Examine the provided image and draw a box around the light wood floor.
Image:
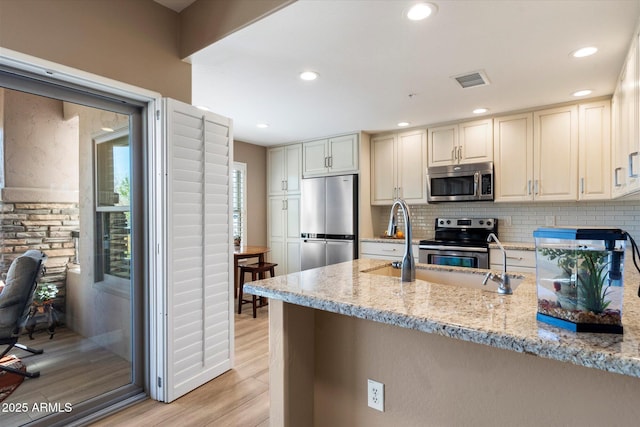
[3,327,131,426]
[91,309,270,427]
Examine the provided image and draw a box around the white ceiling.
[188,0,640,146]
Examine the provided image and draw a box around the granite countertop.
[245,258,640,379]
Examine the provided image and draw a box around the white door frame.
[0,48,167,400]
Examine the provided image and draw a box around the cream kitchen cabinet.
[302,134,359,177]
[427,119,493,167]
[360,240,419,261]
[578,100,611,200]
[268,194,301,275]
[268,144,302,196]
[370,129,427,205]
[494,106,578,202]
[490,248,536,274]
[533,105,579,201]
[611,34,639,198]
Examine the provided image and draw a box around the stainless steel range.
[418,217,497,269]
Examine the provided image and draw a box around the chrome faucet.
[387,199,415,282]
[482,233,512,295]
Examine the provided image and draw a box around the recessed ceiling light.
[196,105,210,111]
[257,123,269,129]
[397,122,410,127]
[573,89,592,97]
[407,2,437,21]
[101,127,114,132]
[300,71,319,81]
[473,108,488,114]
[571,46,598,58]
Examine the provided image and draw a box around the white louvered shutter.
[162,98,234,402]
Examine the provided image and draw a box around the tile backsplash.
[373,199,640,243]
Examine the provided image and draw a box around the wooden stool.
[238,262,277,318]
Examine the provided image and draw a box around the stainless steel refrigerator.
[301,174,358,271]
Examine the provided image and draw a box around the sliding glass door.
[0,71,145,426]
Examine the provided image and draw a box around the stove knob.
[486,220,492,226]
[446,220,451,225]
[479,220,484,225]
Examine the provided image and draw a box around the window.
[232,162,247,245]
[95,128,131,288]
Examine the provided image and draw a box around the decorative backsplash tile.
[373,199,640,243]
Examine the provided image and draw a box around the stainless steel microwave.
[426,161,494,202]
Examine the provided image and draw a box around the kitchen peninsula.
[245,258,640,426]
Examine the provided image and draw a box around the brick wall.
[0,202,79,316]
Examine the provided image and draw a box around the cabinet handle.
[534,180,539,195]
[329,156,333,168]
[506,256,524,261]
[580,177,584,194]
[527,180,532,195]
[284,180,288,191]
[458,146,462,162]
[382,248,397,252]
[397,187,402,199]
[451,148,456,162]
[281,180,285,190]
[614,167,624,187]
[629,151,639,178]
[473,172,479,196]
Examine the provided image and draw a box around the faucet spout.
[485,233,512,295]
[388,199,415,282]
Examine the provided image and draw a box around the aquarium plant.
[539,247,612,313]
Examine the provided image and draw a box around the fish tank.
[533,227,626,334]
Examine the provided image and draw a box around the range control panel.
[435,217,496,230]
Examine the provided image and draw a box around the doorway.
[0,73,145,426]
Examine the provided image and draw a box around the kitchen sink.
[364,264,525,293]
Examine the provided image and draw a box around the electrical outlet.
[367,379,384,412]
[545,215,555,226]
[503,216,512,227]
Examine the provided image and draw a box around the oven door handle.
[419,245,488,252]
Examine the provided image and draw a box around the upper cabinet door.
[328,134,359,174]
[302,139,329,177]
[285,144,302,193]
[493,113,534,202]
[459,119,493,164]
[267,146,286,195]
[370,134,396,204]
[397,130,427,203]
[533,105,578,201]
[578,100,611,200]
[428,125,457,167]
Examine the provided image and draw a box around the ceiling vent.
[452,70,490,89]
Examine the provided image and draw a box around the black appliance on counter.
[418,217,497,269]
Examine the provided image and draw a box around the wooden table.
[234,245,270,298]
